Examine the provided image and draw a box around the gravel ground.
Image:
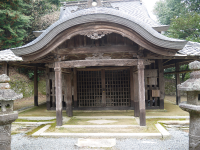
[11,127,189,150]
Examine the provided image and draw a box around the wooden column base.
[134,101,139,117]
[140,109,146,126]
[74,101,78,108]
[160,99,164,109]
[34,96,38,106]
[176,96,181,105]
[67,103,73,117]
[56,110,63,126]
[46,101,51,110]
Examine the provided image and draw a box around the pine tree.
[0,0,31,50]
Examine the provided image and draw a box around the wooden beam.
[55,62,63,126]
[54,45,138,55]
[158,60,164,109]
[163,59,195,69]
[133,72,139,117]
[3,62,9,76]
[59,59,150,68]
[175,62,181,105]
[76,67,130,71]
[164,69,200,75]
[73,69,78,107]
[46,67,51,110]
[130,67,134,107]
[101,69,106,107]
[34,66,38,106]
[137,59,146,126]
[66,73,73,117]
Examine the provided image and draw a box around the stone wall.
[165,78,187,96]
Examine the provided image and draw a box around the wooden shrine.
[1,0,200,126]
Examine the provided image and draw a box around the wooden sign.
[152,90,160,97]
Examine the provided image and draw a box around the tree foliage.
[0,0,31,50]
[0,0,60,50]
[154,0,200,42]
[23,0,59,44]
[154,0,185,25]
[167,12,200,42]
[154,0,200,25]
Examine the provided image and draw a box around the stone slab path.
[76,138,116,148]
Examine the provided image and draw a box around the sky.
[142,0,160,21]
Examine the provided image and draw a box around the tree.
[154,0,186,25]
[154,0,200,42]
[167,12,200,42]
[23,0,60,44]
[0,0,60,50]
[154,0,200,25]
[0,0,31,50]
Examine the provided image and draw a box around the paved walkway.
[11,127,189,150]
[11,115,190,149]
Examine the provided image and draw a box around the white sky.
[142,0,160,22]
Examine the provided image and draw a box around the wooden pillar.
[101,69,106,107]
[66,73,73,117]
[130,67,134,107]
[133,72,139,117]
[175,62,181,105]
[34,66,38,106]
[46,67,50,110]
[55,62,62,126]
[3,62,9,76]
[73,69,78,107]
[137,59,146,126]
[158,60,165,109]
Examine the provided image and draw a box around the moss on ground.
[14,119,55,122]
[65,118,138,125]
[47,118,185,133]
[26,124,46,136]
[19,99,189,117]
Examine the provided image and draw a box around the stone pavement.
[11,116,190,149]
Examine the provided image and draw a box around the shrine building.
[1,0,200,126]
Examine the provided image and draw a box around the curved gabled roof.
[60,1,159,27]
[11,6,187,57]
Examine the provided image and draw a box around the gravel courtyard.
[11,127,189,150]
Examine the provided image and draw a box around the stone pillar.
[3,62,9,76]
[54,62,63,126]
[137,59,146,126]
[0,74,22,150]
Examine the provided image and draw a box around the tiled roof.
[178,41,200,56]
[0,49,23,61]
[60,1,159,27]
[11,6,187,56]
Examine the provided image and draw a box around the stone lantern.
[178,61,200,150]
[0,74,23,150]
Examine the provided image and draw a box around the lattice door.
[105,70,130,107]
[77,71,102,107]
